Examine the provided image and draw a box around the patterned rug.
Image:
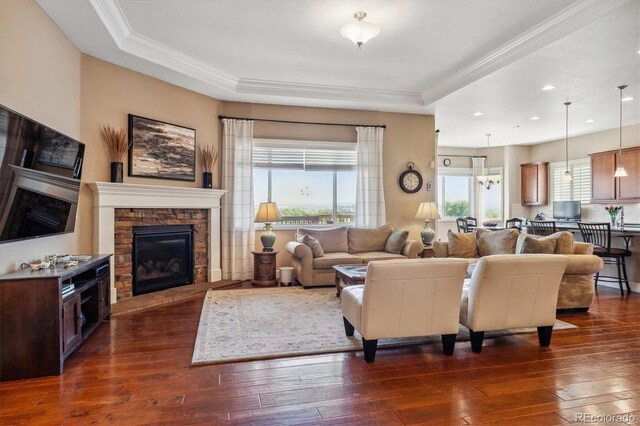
[191,287,577,365]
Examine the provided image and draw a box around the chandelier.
[477,133,501,190]
[340,11,380,50]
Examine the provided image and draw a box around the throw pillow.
[297,234,325,258]
[384,230,409,254]
[297,226,348,253]
[476,228,519,257]
[516,234,557,254]
[447,230,478,258]
[515,231,574,255]
[348,224,394,253]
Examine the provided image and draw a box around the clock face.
[399,169,423,193]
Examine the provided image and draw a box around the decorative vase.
[420,219,436,246]
[110,162,123,183]
[202,172,213,189]
[609,215,617,229]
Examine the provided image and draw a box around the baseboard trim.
[596,280,640,294]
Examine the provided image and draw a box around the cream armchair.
[460,254,569,353]
[341,258,469,362]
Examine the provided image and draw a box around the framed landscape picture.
[128,114,196,181]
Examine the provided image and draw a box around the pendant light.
[340,11,380,50]
[614,85,628,177]
[563,102,572,181]
[477,133,500,190]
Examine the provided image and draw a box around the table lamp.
[255,202,283,251]
[415,201,440,246]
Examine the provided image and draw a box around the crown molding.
[421,0,631,106]
[237,79,424,106]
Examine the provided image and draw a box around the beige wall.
[0,0,82,274]
[223,102,436,270]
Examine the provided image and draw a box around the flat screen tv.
[0,104,84,244]
[553,200,581,221]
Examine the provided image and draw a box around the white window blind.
[253,139,356,171]
[552,160,591,203]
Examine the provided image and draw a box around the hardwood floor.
[1,286,638,425]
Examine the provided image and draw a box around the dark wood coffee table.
[333,264,367,297]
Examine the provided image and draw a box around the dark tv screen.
[553,201,581,220]
[0,104,84,244]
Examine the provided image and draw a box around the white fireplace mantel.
[89,182,226,303]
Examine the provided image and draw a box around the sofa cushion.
[476,228,519,257]
[516,234,557,254]
[356,252,407,263]
[298,226,348,253]
[348,224,394,253]
[312,252,362,269]
[517,231,574,255]
[297,234,325,258]
[447,230,478,258]
[384,230,409,254]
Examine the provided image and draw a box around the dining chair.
[529,220,556,236]
[505,217,523,230]
[465,217,478,230]
[456,217,468,233]
[577,222,630,295]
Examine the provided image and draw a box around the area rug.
[191,287,577,365]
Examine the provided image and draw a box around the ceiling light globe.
[563,170,573,181]
[340,14,379,48]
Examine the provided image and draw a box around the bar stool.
[529,220,556,236]
[577,222,630,295]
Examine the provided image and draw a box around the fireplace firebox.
[132,225,194,296]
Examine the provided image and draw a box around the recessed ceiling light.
[473,112,483,116]
[530,116,540,120]
[585,119,595,123]
[622,97,634,102]
[542,85,555,91]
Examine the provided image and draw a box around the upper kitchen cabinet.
[590,146,640,203]
[521,162,548,206]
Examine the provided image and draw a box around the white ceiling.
[37,0,639,147]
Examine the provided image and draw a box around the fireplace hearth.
[132,225,194,296]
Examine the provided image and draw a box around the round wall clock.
[399,162,423,193]
[443,158,451,167]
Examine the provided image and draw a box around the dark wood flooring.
[1,286,639,425]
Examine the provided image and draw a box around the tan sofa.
[433,230,603,310]
[286,225,423,288]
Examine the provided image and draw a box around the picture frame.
[128,114,196,181]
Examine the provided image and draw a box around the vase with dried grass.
[99,124,129,183]
[198,145,218,189]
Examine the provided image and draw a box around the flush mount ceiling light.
[473,112,483,116]
[530,116,540,120]
[340,11,379,50]
[542,85,556,91]
[614,85,628,177]
[621,96,635,102]
[563,102,572,182]
[585,119,595,123]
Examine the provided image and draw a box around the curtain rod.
[217,115,386,129]
[437,154,487,159]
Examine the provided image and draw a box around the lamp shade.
[255,202,283,223]
[415,202,440,220]
[340,12,379,48]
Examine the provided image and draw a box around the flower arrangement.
[99,124,129,162]
[605,205,622,226]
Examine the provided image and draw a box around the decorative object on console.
[340,11,379,50]
[477,133,500,190]
[614,85,628,177]
[563,102,573,181]
[415,201,440,245]
[255,202,283,251]
[128,114,195,181]
[99,124,128,183]
[605,205,622,228]
[197,144,218,189]
[399,162,423,193]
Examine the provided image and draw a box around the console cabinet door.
[62,295,81,355]
[98,277,110,322]
[616,146,640,202]
[590,151,616,203]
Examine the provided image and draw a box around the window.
[437,168,472,219]
[552,159,591,203]
[253,139,356,226]
[437,166,503,223]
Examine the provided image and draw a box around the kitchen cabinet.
[521,162,548,206]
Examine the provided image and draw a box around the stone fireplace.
[89,183,226,303]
